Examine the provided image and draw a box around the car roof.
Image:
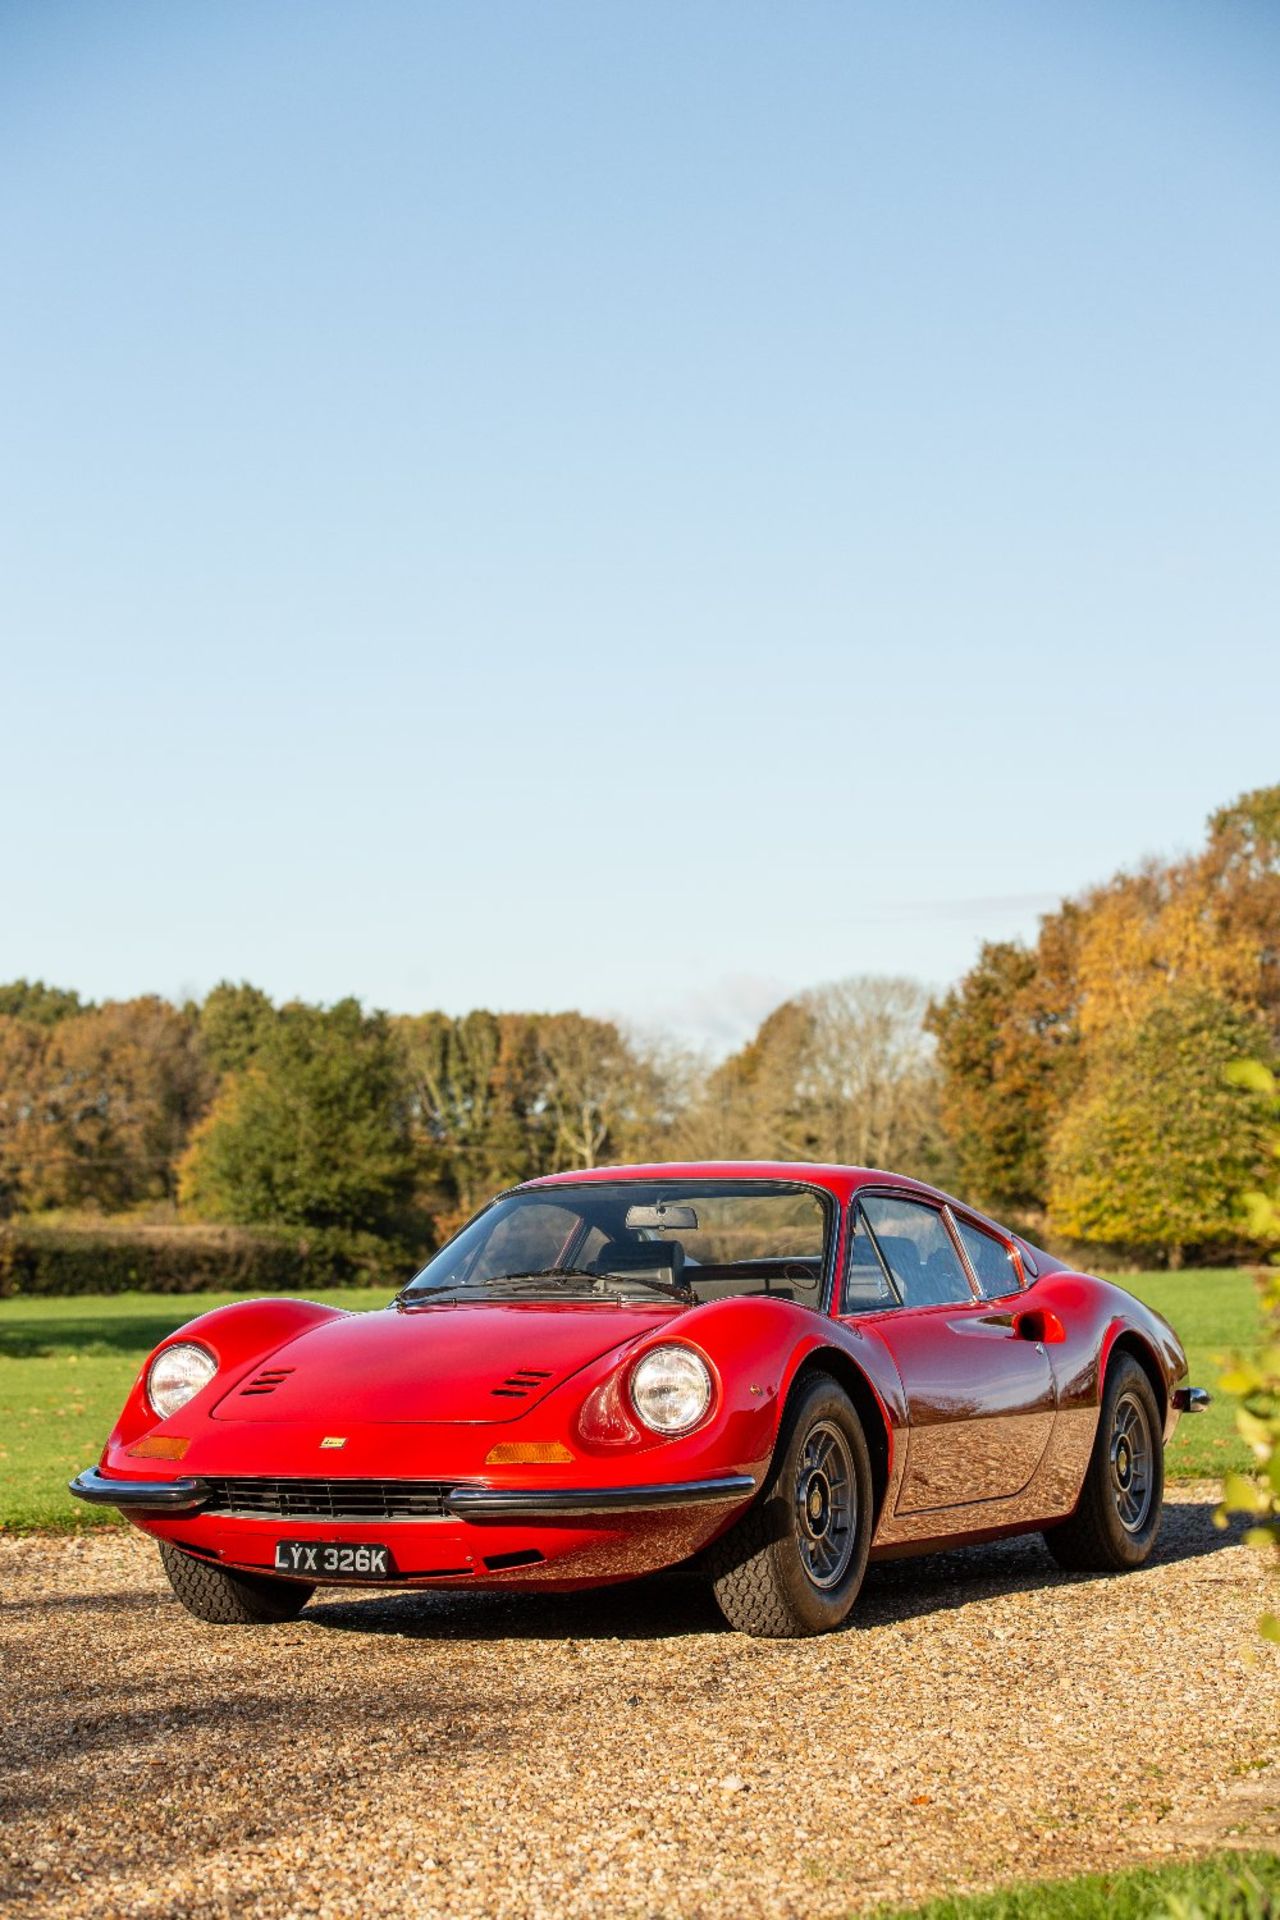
[524,1160,942,1203]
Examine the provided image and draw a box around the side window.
[860,1195,974,1308]
[842,1209,898,1312]
[955,1220,1021,1300]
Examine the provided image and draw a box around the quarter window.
[843,1211,898,1312]
[955,1220,1020,1300]
[860,1196,974,1308]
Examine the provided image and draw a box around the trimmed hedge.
[0,1220,418,1298]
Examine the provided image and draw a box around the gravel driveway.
[2,1488,1276,1919]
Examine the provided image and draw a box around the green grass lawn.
[875,1850,1280,1918]
[0,1269,1265,1533]
[1122,1268,1262,1480]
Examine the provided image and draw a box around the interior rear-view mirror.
[625,1203,698,1231]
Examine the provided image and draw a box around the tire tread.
[159,1543,313,1624]
[1043,1354,1163,1573]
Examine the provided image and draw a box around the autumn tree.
[180,999,415,1234]
[0,1015,56,1214]
[677,977,944,1176]
[675,1000,816,1160]
[931,783,1280,1249]
[795,976,945,1174]
[395,1010,542,1230]
[0,998,210,1213]
[1203,785,1280,1032]
[534,1012,665,1170]
[1047,990,1274,1265]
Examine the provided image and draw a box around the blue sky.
[2,1,1277,1052]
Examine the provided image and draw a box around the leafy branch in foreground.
[1217,1059,1280,1641]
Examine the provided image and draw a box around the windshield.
[401,1180,833,1307]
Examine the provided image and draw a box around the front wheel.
[1043,1353,1164,1572]
[708,1372,873,1637]
[159,1543,315,1624]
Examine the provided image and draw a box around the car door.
[843,1193,1057,1514]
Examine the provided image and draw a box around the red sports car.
[71,1163,1208,1638]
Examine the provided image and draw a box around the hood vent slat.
[240,1367,296,1398]
[491,1367,554,1400]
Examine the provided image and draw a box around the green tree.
[180,999,415,1234]
[1047,990,1273,1265]
[198,981,277,1074]
[0,979,84,1025]
[926,924,1081,1218]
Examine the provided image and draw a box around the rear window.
[955,1219,1021,1300]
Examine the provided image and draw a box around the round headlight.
[146,1342,217,1421]
[630,1345,712,1435]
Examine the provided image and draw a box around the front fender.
[103,1296,351,1456]
[559,1297,903,1494]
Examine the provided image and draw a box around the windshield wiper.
[499,1268,604,1287]
[592,1272,696,1303]
[400,1265,695,1306]
[399,1269,597,1305]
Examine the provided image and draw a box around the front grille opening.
[483,1549,545,1572]
[201,1478,451,1522]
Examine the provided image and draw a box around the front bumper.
[1172,1387,1212,1413]
[69,1466,756,1518]
[69,1468,207,1511]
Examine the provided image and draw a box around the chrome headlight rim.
[146,1341,218,1421]
[628,1343,714,1436]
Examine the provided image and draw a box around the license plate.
[274,1540,396,1579]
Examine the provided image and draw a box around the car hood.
[210,1300,678,1425]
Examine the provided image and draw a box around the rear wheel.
[708,1372,873,1637]
[159,1543,314,1624]
[1043,1353,1164,1572]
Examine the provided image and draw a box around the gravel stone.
[1,1487,1276,1917]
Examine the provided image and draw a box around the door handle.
[1014,1307,1066,1345]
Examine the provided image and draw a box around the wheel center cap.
[1116,1439,1131,1485]
[805,1471,830,1533]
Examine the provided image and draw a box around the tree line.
[1,782,1276,1267]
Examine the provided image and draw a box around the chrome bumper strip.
[67,1467,757,1521]
[1173,1386,1212,1413]
[443,1474,757,1518]
[68,1468,208,1512]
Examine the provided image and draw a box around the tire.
[1043,1353,1164,1573]
[159,1543,315,1625]
[708,1372,873,1638]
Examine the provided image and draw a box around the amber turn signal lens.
[484,1441,574,1465]
[127,1435,191,1461]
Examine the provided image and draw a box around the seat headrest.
[596,1238,686,1280]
